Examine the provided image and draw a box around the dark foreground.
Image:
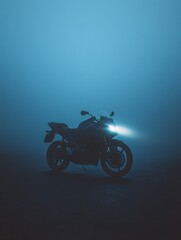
[0,151,180,240]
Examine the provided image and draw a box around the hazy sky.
[0,0,181,159]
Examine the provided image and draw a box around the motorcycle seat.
[48,122,77,134]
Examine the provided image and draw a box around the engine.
[71,144,100,165]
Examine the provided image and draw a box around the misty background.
[0,0,181,171]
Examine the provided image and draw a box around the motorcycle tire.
[101,139,133,177]
[47,141,70,172]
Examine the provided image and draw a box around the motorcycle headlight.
[108,125,117,132]
[108,125,133,136]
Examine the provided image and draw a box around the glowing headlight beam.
[108,125,134,136]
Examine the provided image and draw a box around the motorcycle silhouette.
[44,111,133,177]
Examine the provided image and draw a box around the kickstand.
[82,165,88,176]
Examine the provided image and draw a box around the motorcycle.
[44,111,133,177]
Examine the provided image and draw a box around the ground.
[0,151,180,240]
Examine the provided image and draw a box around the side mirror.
[110,111,115,117]
[81,110,89,116]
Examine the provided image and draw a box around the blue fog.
[0,0,181,169]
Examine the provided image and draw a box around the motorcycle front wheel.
[101,140,133,177]
[47,141,70,172]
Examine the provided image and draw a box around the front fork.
[103,136,112,152]
[100,137,111,161]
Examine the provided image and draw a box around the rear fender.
[44,130,55,143]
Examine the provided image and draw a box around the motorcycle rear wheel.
[47,141,70,172]
[101,140,133,177]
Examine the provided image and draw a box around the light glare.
[108,125,134,136]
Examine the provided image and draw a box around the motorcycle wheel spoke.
[58,160,63,165]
